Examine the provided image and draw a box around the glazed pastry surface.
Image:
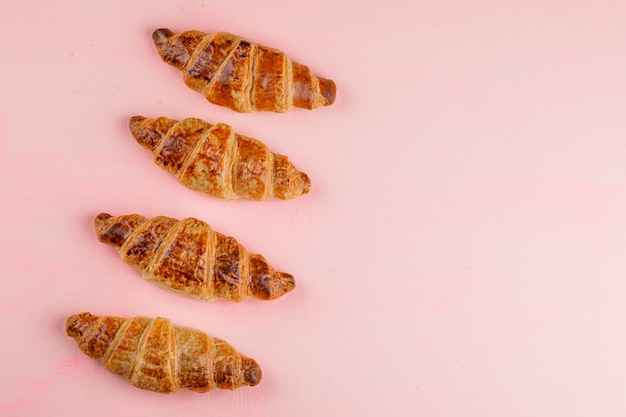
[66,312,261,393]
[152,28,336,112]
[130,116,311,201]
[94,213,296,301]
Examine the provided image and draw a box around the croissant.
[94,213,296,301]
[151,28,336,113]
[129,115,311,201]
[66,312,261,393]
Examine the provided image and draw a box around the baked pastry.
[66,312,261,393]
[152,28,336,112]
[94,213,296,301]
[129,116,311,201]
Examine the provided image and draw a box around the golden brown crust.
[152,29,205,70]
[121,216,179,270]
[175,327,213,392]
[105,317,152,378]
[148,218,211,299]
[153,118,211,173]
[152,28,336,112]
[184,32,237,91]
[233,135,272,200]
[94,213,296,302]
[204,40,255,113]
[291,62,314,109]
[272,154,311,200]
[212,233,246,301]
[129,115,311,201]
[253,45,288,112]
[66,312,261,394]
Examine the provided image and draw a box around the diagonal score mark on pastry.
[66,312,261,393]
[129,116,311,201]
[152,28,336,112]
[94,213,296,301]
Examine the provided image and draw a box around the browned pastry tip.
[151,28,205,70]
[152,28,174,44]
[66,312,262,393]
[94,212,147,249]
[94,212,113,230]
[93,212,121,246]
[128,115,146,141]
[241,357,262,386]
[128,116,177,151]
[66,312,97,340]
[94,213,296,302]
[318,78,337,105]
[251,270,296,300]
[300,173,312,195]
[151,28,336,112]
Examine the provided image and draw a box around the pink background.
[2,1,626,416]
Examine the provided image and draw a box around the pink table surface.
[2,1,626,416]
